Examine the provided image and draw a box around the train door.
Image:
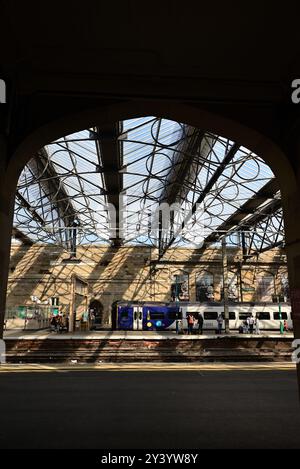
[133,305,143,330]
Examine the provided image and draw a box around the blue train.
[112,300,293,332]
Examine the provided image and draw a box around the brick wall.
[7,243,288,324]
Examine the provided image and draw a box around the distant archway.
[89,299,103,328]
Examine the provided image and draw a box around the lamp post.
[279,299,284,334]
[174,275,180,334]
[222,236,230,334]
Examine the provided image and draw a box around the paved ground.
[0,363,299,449]
[3,328,294,339]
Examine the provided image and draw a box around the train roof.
[114,300,290,307]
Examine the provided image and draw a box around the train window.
[239,313,249,320]
[150,312,165,320]
[188,312,199,319]
[257,312,270,320]
[168,311,182,320]
[273,312,288,320]
[120,311,129,319]
[204,311,218,320]
[221,312,236,320]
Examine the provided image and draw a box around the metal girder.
[241,235,283,260]
[201,178,281,247]
[12,227,34,245]
[237,198,281,231]
[15,191,45,226]
[149,260,286,266]
[240,206,284,259]
[256,239,284,254]
[154,142,240,263]
[29,148,79,252]
[34,148,78,223]
[157,129,212,254]
[12,118,285,254]
[95,124,123,246]
[159,128,205,205]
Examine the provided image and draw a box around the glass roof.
[13,117,284,255]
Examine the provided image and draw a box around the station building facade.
[7,241,289,326]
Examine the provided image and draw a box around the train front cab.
[116,303,143,330]
[143,304,179,331]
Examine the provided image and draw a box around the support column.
[282,189,300,398]
[0,136,16,338]
[69,275,76,332]
[222,236,229,334]
[238,262,244,303]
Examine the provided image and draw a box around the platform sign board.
[291,289,300,320]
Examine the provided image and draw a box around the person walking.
[217,314,223,335]
[283,319,289,332]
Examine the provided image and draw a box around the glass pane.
[204,311,218,320]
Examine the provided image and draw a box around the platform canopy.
[13,117,284,258]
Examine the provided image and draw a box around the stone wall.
[7,242,289,325]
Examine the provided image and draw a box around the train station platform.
[3,328,294,339]
[2,329,295,363]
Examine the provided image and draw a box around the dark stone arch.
[89,299,103,329]
[2,100,300,357]
[8,99,298,201]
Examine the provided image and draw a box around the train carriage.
[113,301,292,332]
[182,302,293,332]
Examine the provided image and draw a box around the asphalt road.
[0,369,300,449]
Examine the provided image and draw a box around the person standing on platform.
[176,318,183,334]
[249,315,254,334]
[65,314,70,332]
[50,315,57,332]
[255,315,260,335]
[217,314,223,335]
[198,313,204,335]
[187,313,194,335]
[193,315,198,334]
[89,308,95,330]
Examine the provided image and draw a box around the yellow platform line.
[0,362,296,373]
